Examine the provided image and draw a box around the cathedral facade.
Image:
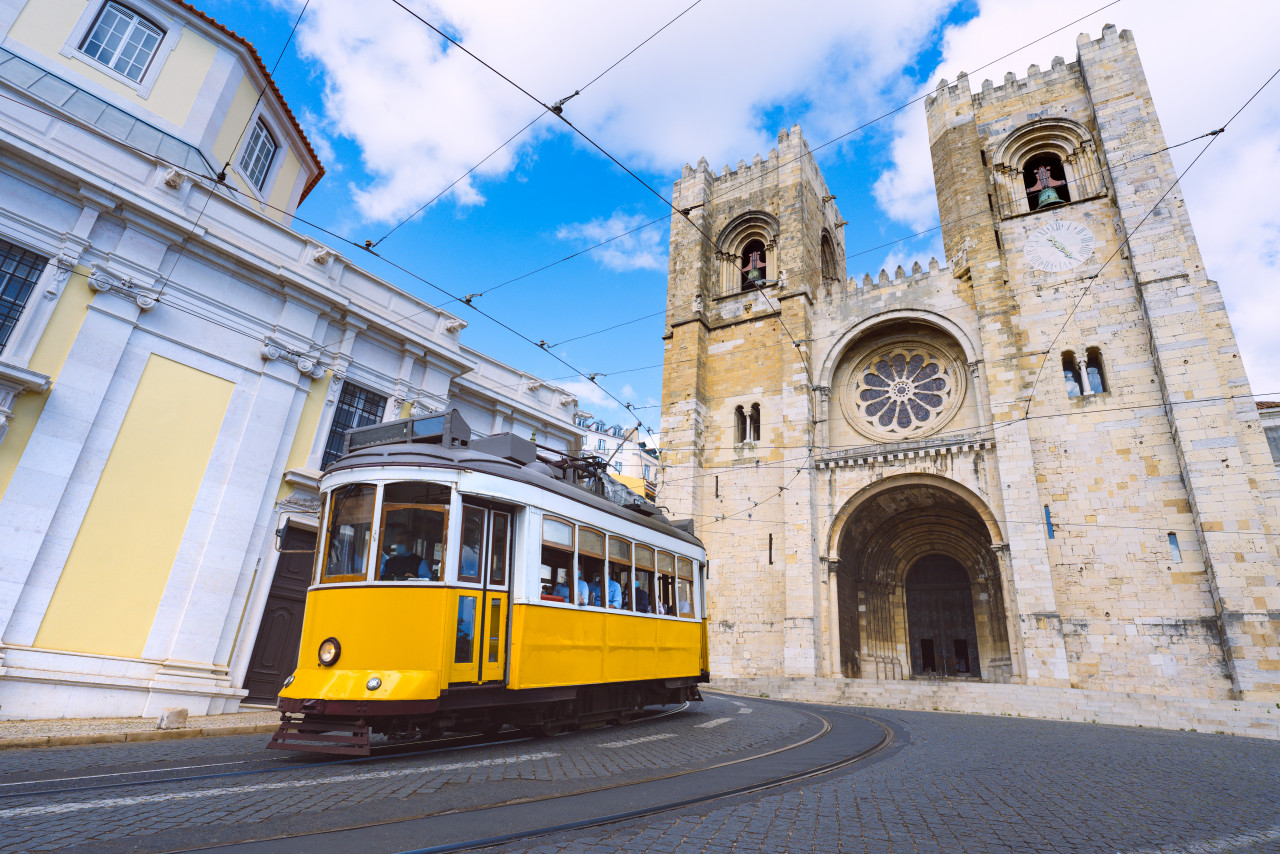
[660,25,1280,703]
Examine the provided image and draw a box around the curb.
[0,722,279,750]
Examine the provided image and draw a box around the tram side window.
[656,551,676,615]
[607,537,632,610]
[541,517,574,602]
[321,484,375,583]
[676,557,696,618]
[377,482,449,581]
[489,511,510,586]
[578,527,606,608]
[459,506,486,582]
[634,545,656,614]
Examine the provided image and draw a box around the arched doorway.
[905,555,980,677]
[831,478,1013,683]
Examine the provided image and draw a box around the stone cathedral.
[659,25,1280,707]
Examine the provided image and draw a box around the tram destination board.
[345,410,471,454]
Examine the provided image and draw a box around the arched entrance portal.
[833,479,1013,682]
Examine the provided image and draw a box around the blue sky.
[204,0,1280,439]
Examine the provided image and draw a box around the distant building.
[575,414,658,501]
[0,0,581,719]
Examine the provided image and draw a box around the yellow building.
[0,0,582,718]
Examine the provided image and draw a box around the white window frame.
[60,0,182,98]
[239,119,278,191]
[232,104,289,202]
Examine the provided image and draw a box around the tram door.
[449,504,511,685]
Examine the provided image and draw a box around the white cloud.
[873,0,1280,385]
[280,0,954,223]
[555,211,666,272]
[558,377,622,414]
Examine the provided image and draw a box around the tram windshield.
[676,557,696,618]
[322,484,375,583]
[376,482,449,582]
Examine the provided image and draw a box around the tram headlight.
[366,676,382,691]
[318,637,341,666]
[283,674,294,688]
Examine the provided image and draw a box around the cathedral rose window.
[841,340,964,440]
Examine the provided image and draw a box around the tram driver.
[380,529,431,581]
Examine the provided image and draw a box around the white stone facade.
[0,0,581,719]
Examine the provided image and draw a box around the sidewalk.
[0,708,280,750]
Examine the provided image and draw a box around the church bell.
[1036,185,1065,209]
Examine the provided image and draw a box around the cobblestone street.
[489,703,1280,854]
[0,696,1276,853]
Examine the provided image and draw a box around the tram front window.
[322,484,376,583]
[377,482,449,581]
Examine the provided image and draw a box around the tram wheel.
[537,721,563,737]
[481,722,504,737]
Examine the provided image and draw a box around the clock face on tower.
[1024,220,1096,273]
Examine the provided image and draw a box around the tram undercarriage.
[268,676,705,755]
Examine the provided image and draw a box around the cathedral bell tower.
[926,25,1280,699]
[660,126,846,678]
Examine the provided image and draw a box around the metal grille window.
[239,120,277,190]
[81,3,164,83]
[0,238,49,353]
[321,381,387,468]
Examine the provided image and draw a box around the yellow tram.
[270,411,708,754]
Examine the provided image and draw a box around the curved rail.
[0,703,691,801]
[162,702,890,854]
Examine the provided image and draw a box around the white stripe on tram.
[0,752,559,819]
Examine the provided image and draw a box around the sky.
[205,0,1280,443]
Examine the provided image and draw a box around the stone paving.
[483,706,1280,854]
[0,695,810,853]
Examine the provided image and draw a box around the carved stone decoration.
[557,394,576,408]
[692,293,703,313]
[86,265,115,293]
[134,293,157,311]
[163,167,186,190]
[262,338,327,379]
[840,337,967,442]
[261,342,285,362]
[310,246,336,266]
[444,318,466,334]
[46,255,76,300]
[277,491,322,514]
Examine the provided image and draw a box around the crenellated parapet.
[818,256,950,303]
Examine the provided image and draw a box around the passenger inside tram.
[379,529,430,580]
[578,528,606,606]
[634,571,653,613]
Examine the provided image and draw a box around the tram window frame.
[319,483,377,584]
[655,550,677,616]
[540,515,575,603]
[577,526,606,608]
[458,504,487,584]
[606,536,632,611]
[634,544,656,614]
[676,557,696,618]
[488,510,511,588]
[374,482,450,583]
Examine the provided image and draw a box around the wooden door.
[244,526,316,702]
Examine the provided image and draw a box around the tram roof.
[325,443,704,551]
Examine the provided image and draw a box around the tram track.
[0,703,691,801]
[150,699,892,854]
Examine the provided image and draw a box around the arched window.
[740,238,768,290]
[749,403,761,442]
[820,233,837,283]
[734,405,747,444]
[1085,347,1107,394]
[1023,152,1071,211]
[1062,351,1083,398]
